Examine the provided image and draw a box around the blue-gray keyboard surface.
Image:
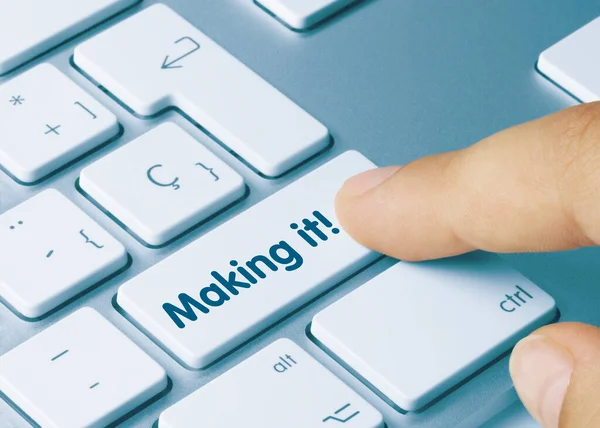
[1,1,600,427]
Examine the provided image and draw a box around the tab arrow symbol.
[161,36,200,70]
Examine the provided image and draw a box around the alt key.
[159,339,384,428]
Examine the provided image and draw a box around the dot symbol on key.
[9,95,25,106]
[9,220,23,230]
[44,124,61,135]
[322,403,360,424]
[46,250,54,258]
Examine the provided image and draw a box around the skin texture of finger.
[510,323,600,428]
[336,102,600,261]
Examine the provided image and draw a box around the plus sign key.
[0,63,119,183]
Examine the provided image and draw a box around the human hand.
[335,102,600,428]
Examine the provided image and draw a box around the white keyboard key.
[80,123,246,246]
[257,0,360,30]
[117,151,379,368]
[0,308,168,428]
[159,339,384,428]
[0,0,138,75]
[0,64,119,183]
[0,190,127,318]
[74,4,330,177]
[538,17,600,102]
[311,253,557,411]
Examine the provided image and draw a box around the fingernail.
[510,334,574,428]
[339,166,402,197]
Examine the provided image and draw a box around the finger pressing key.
[336,102,600,261]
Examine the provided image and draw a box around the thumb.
[510,323,600,428]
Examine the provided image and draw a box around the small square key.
[0,308,168,428]
[80,122,246,246]
[0,189,128,318]
[0,63,119,183]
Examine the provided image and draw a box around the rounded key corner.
[150,362,171,388]
[535,52,551,74]
[547,299,560,320]
[6,302,44,321]
[146,2,176,14]
[114,287,129,307]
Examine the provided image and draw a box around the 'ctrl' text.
[500,285,534,313]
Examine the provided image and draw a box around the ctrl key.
[311,253,558,411]
[159,339,384,428]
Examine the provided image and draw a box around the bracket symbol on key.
[195,162,219,181]
[161,37,200,70]
[80,229,104,249]
[74,101,97,119]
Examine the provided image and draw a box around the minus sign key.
[50,349,69,361]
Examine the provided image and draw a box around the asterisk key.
[9,95,25,106]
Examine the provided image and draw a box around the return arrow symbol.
[161,36,200,70]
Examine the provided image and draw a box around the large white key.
[0,190,127,318]
[0,308,168,428]
[0,0,139,75]
[257,0,360,30]
[117,151,379,368]
[159,339,384,428]
[538,17,600,102]
[80,123,246,246]
[74,4,330,177]
[0,64,119,183]
[311,253,557,411]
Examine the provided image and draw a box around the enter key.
[73,4,329,177]
[311,252,558,412]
